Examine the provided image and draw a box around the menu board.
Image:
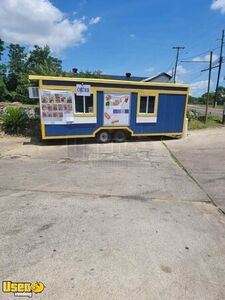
[103,93,130,126]
[39,90,74,124]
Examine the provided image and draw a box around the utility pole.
[214,29,224,107]
[173,46,185,83]
[171,67,174,81]
[205,51,213,123]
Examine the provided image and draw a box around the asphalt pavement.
[188,104,224,117]
[0,132,225,300]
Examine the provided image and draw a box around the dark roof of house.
[100,73,172,82]
[71,72,172,82]
[101,74,147,81]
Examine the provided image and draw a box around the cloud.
[129,34,136,39]
[211,0,225,13]
[89,17,101,25]
[192,54,218,63]
[0,0,100,52]
[190,80,209,90]
[144,67,154,74]
[168,65,187,77]
[189,80,214,96]
[176,65,187,75]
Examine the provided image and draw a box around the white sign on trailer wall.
[76,84,91,96]
[103,92,130,126]
[39,89,74,124]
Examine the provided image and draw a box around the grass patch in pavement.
[189,115,222,130]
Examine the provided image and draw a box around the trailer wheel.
[96,130,111,143]
[113,130,127,143]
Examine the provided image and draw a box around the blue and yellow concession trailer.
[29,75,189,142]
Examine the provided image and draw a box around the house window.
[75,94,94,114]
[139,95,156,114]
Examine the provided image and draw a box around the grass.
[0,101,39,108]
[189,115,222,130]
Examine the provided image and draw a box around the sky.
[0,0,225,96]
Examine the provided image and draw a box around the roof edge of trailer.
[29,75,189,89]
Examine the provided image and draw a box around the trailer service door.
[103,92,130,126]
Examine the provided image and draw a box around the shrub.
[187,110,199,120]
[0,107,29,135]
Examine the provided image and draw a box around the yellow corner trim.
[182,88,189,134]
[41,123,46,139]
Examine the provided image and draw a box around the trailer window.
[75,94,94,114]
[85,95,94,113]
[139,95,156,114]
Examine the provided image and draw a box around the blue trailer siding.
[45,123,97,136]
[44,92,186,137]
[130,93,186,134]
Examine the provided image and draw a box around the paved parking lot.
[165,127,225,212]
[0,130,225,300]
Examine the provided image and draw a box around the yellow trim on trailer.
[29,75,189,89]
[41,123,182,140]
[39,84,75,92]
[39,84,188,96]
[182,87,189,134]
[41,123,95,140]
[93,126,134,135]
[74,113,96,117]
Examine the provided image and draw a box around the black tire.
[113,130,127,143]
[96,130,111,143]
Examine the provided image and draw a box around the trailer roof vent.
[126,72,131,78]
[28,87,39,99]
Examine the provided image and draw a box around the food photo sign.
[39,90,74,124]
[103,93,130,126]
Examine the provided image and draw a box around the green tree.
[78,70,103,78]
[27,45,62,75]
[65,69,108,79]
[6,43,29,102]
[0,38,5,61]
[201,92,215,105]
[0,38,10,101]
[217,86,225,105]
[189,96,201,104]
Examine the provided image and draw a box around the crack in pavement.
[162,141,220,212]
[0,186,213,205]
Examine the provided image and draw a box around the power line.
[181,46,220,61]
[165,59,176,74]
[181,60,209,63]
